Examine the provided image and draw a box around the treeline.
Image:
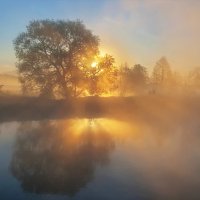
[118,57,200,96]
[13,19,200,98]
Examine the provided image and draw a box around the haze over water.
[0,115,200,200]
[0,1,200,199]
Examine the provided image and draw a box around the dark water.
[0,118,200,200]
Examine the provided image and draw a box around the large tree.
[14,20,99,98]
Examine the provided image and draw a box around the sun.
[91,61,98,68]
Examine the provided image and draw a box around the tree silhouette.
[85,54,118,96]
[152,57,173,92]
[131,64,148,93]
[119,63,129,96]
[14,20,99,98]
[119,63,148,95]
[10,120,115,196]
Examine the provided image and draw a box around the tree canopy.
[152,57,172,88]
[14,20,200,98]
[119,63,148,95]
[14,19,118,98]
[85,54,118,96]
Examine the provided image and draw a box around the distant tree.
[152,57,172,92]
[119,63,148,95]
[14,20,99,98]
[85,54,118,96]
[131,64,148,92]
[188,67,200,92]
[119,63,130,96]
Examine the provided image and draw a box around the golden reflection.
[8,114,200,199]
[10,119,119,196]
[10,118,140,196]
[67,118,138,139]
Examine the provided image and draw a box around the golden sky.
[0,0,200,73]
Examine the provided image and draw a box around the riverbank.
[0,94,199,123]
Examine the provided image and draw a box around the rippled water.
[0,118,200,200]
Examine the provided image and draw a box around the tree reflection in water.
[10,119,115,196]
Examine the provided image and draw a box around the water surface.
[0,118,200,200]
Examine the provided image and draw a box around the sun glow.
[64,118,138,139]
[91,61,98,68]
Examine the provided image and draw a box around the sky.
[0,0,200,74]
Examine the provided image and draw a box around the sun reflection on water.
[64,118,139,141]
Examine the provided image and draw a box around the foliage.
[119,63,148,95]
[14,20,99,98]
[84,54,118,96]
[152,57,173,89]
[14,20,200,98]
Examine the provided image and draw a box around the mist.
[0,1,200,199]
